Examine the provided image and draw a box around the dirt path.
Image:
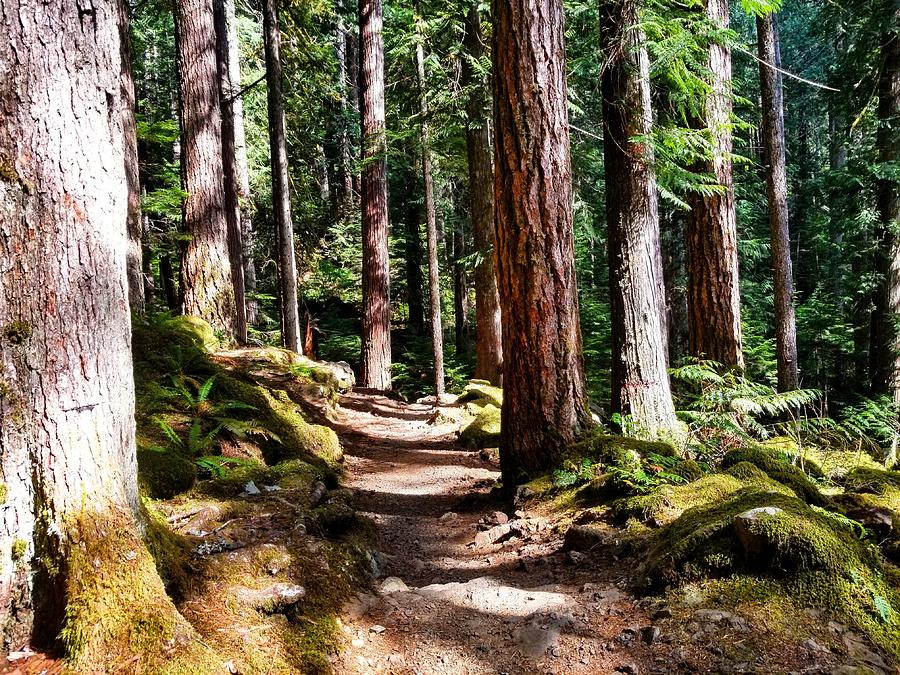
[326,391,857,675]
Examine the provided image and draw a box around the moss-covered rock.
[721,447,827,505]
[725,461,769,481]
[163,315,221,352]
[138,447,197,499]
[458,403,501,448]
[457,380,503,408]
[566,430,678,467]
[674,459,705,482]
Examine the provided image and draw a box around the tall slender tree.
[686,0,743,369]
[359,0,393,389]
[493,0,590,484]
[415,14,446,396]
[757,11,799,391]
[600,0,677,435]
[263,0,302,352]
[0,0,182,664]
[215,0,248,344]
[175,0,236,338]
[870,0,900,401]
[463,5,503,386]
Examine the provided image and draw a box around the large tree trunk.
[870,0,900,400]
[120,2,145,316]
[263,0,302,352]
[0,0,183,665]
[686,0,743,369]
[359,0,392,389]
[175,0,236,338]
[493,0,590,484]
[215,0,248,344]
[757,12,799,392]
[415,18,446,396]
[463,5,503,386]
[600,0,677,435]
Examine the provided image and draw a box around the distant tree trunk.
[263,0,302,352]
[757,12,798,392]
[661,208,689,364]
[463,4,503,386]
[120,3,145,316]
[405,190,426,334]
[415,19,445,396]
[0,1,182,665]
[359,0,392,389]
[452,217,470,353]
[493,0,590,484]
[686,0,743,369]
[215,0,248,344]
[334,12,355,218]
[346,19,362,200]
[600,0,677,435]
[175,0,236,338]
[870,0,900,401]
[160,253,180,310]
[829,35,848,308]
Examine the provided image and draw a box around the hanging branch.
[734,44,840,91]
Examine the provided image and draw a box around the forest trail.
[326,391,815,675]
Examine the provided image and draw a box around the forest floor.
[324,391,881,675]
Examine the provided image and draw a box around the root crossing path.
[328,391,814,675]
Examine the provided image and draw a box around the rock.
[459,404,501,448]
[803,638,826,652]
[514,485,536,506]
[387,654,406,666]
[309,480,328,506]
[615,663,639,675]
[693,609,749,632]
[563,524,605,552]
[490,511,509,525]
[474,523,515,547]
[734,506,783,557]
[379,577,409,594]
[242,480,261,496]
[234,583,305,612]
[842,632,888,671]
[439,512,458,522]
[619,627,638,645]
[351,638,365,648]
[513,620,560,656]
[641,626,661,644]
[567,550,587,565]
[369,624,386,634]
[845,506,894,536]
[479,447,500,465]
[652,607,673,620]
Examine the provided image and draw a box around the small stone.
[379,577,409,594]
[439,512,458,522]
[551,646,561,657]
[803,638,825,652]
[641,626,661,645]
[243,481,261,495]
[491,511,509,525]
[567,550,586,565]
[615,663,639,675]
[474,523,515,547]
[652,607,673,620]
[351,638,365,647]
[369,624,386,634]
[262,484,282,492]
[387,654,405,666]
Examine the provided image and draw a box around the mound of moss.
[457,380,503,408]
[458,404,501,449]
[721,447,827,506]
[138,447,197,499]
[566,430,678,467]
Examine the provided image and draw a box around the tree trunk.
[160,253,180,311]
[757,12,799,392]
[263,0,302,352]
[870,0,900,400]
[661,208,689,364]
[120,2,145,316]
[686,0,743,369]
[452,217,470,353]
[600,0,677,435]
[175,0,236,338]
[215,0,248,344]
[334,12,355,218]
[359,0,392,389]
[493,0,590,484]
[405,188,426,334]
[415,19,446,396]
[0,0,182,665]
[463,4,503,386]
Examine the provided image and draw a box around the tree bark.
[870,0,900,400]
[452,216,470,353]
[120,2,145,316]
[686,0,743,369]
[404,187,426,334]
[215,0,248,344]
[0,0,181,664]
[415,18,446,396]
[334,11,355,218]
[359,0,392,389]
[463,5,503,386]
[600,0,677,435]
[263,0,302,352]
[661,208,689,364]
[493,0,590,484]
[175,0,236,338]
[757,12,799,392]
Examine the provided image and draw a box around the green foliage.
[553,457,595,488]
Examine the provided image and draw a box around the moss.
[141,502,194,599]
[137,447,197,499]
[0,160,19,183]
[721,447,827,505]
[725,461,769,481]
[0,483,6,504]
[2,320,32,344]
[164,315,220,352]
[11,539,26,561]
[566,429,678,468]
[842,466,900,494]
[458,403,501,448]
[674,459,705,482]
[457,380,503,408]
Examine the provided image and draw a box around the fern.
[873,594,893,623]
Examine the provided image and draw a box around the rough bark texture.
[463,5,503,386]
[359,0,392,389]
[493,0,590,484]
[757,12,799,392]
[215,0,248,344]
[870,0,900,400]
[600,0,677,435]
[175,0,236,338]
[0,0,178,660]
[686,0,744,369]
[120,2,145,316]
[263,0,302,352]
[661,209,689,364]
[415,21,445,396]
